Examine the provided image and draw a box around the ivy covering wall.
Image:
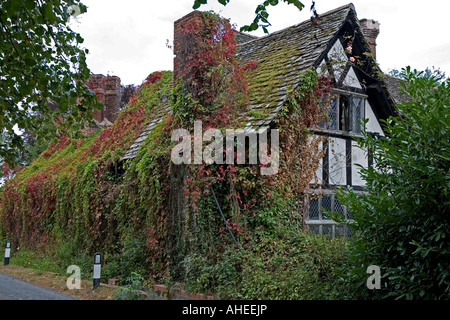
[0,12,346,299]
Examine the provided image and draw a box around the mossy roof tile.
[236,4,353,129]
[122,4,355,160]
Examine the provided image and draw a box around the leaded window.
[304,191,353,237]
[349,96,364,134]
[319,92,365,134]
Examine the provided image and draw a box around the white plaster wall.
[365,100,384,135]
[327,40,347,82]
[316,59,328,77]
[351,140,367,186]
[343,66,362,89]
[310,155,323,185]
[328,137,346,185]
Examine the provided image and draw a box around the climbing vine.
[0,11,344,299]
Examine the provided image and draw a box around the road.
[0,272,77,300]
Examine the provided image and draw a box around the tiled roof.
[234,31,258,44]
[121,91,172,160]
[382,75,411,105]
[121,106,171,160]
[122,4,366,160]
[235,3,355,131]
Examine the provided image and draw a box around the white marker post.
[93,253,101,289]
[4,241,11,266]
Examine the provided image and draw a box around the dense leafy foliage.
[0,0,101,165]
[0,70,172,250]
[335,67,450,299]
[0,11,345,298]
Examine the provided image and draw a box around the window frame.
[303,189,355,237]
[319,89,366,136]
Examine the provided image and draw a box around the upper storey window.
[320,91,365,135]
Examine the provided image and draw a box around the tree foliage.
[192,0,305,33]
[388,66,447,82]
[0,0,101,166]
[335,67,450,299]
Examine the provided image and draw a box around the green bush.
[8,238,93,279]
[182,230,347,299]
[336,68,450,300]
[100,232,150,284]
[235,233,346,300]
[53,237,92,279]
[115,272,147,300]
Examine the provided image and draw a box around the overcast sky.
[71,0,450,86]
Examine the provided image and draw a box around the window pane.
[309,198,319,220]
[336,224,350,238]
[319,98,338,130]
[308,225,321,235]
[346,208,353,220]
[322,224,333,238]
[339,95,349,131]
[328,98,338,130]
[351,97,363,134]
[334,198,346,220]
[305,192,357,238]
[322,195,332,219]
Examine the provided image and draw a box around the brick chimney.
[88,74,105,123]
[173,11,205,81]
[88,74,121,125]
[359,19,380,59]
[104,76,121,123]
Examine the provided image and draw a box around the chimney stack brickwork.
[359,19,380,59]
[173,10,205,81]
[88,74,121,125]
[104,76,121,123]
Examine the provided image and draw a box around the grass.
[8,248,60,274]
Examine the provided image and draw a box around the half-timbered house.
[121,3,407,236]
